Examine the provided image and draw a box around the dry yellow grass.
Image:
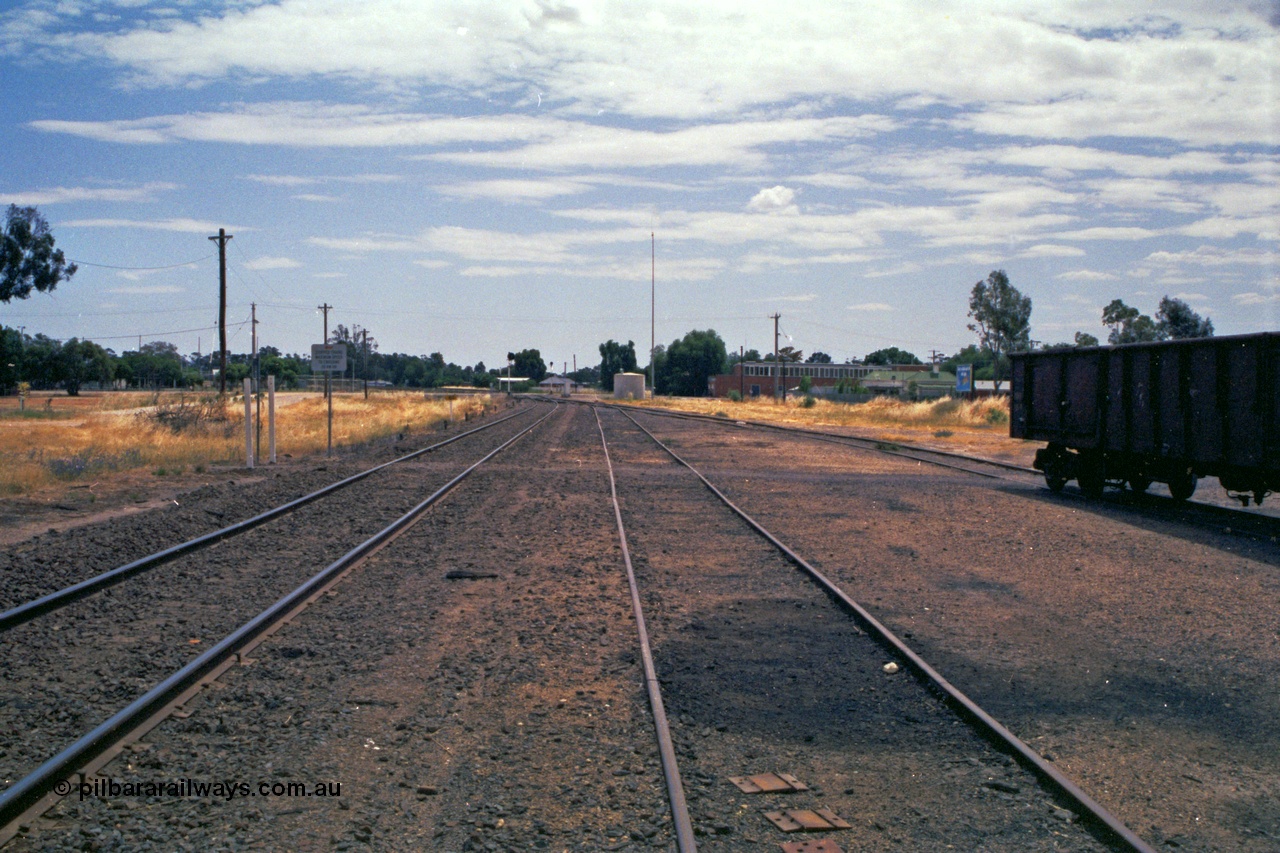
[0,390,494,496]
[613,392,1036,466]
[624,392,1007,428]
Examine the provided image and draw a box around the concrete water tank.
[614,372,646,400]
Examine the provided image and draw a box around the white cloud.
[1233,291,1280,305]
[1020,244,1086,258]
[1056,270,1117,281]
[61,217,232,233]
[0,182,178,205]
[436,178,592,201]
[243,256,301,271]
[847,302,892,311]
[105,284,183,295]
[19,2,1272,145]
[747,186,798,215]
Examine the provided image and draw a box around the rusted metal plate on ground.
[764,808,852,833]
[730,772,809,794]
[781,839,845,853]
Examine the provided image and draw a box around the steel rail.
[608,404,1157,853]
[0,404,536,633]
[592,408,698,853]
[611,400,1029,478]
[0,403,555,836]
[534,396,1026,482]
[595,400,1280,523]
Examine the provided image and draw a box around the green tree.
[1074,331,1100,347]
[1102,299,1162,344]
[727,348,762,367]
[58,338,113,395]
[1,206,77,304]
[864,347,921,365]
[598,339,638,391]
[1156,296,1213,339]
[775,345,803,363]
[507,348,547,383]
[805,351,833,364]
[656,329,727,396]
[967,270,1031,393]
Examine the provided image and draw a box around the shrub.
[800,395,816,408]
[727,390,742,402]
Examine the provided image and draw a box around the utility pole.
[318,303,332,398]
[208,228,232,394]
[929,349,944,373]
[650,232,655,398]
[740,345,745,399]
[363,328,369,399]
[771,313,782,402]
[252,303,261,460]
[317,303,334,455]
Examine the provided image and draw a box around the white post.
[268,375,277,464]
[243,378,254,468]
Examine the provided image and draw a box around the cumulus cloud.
[747,186,798,215]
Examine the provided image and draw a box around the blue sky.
[1,1,1276,369]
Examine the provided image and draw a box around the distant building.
[538,375,581,394]
[861,369,957,400]
[708,360,931,399]
[972,379,1011,397]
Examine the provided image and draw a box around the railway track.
[0,403,555,842]
[0,403,541,632]
[574,398,1280,538]
[2,402,1271,849]
[593,404,1150,851]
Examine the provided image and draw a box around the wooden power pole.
[208,228,232,394]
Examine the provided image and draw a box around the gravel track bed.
[625,408,1280,852]
[11,404,676,852]
[597,407,1107,851]
[0,404,544,799]
[0,402,536,612]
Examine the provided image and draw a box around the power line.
[87,320,250,343]
[69,254,214,271]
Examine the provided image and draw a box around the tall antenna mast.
[650,232,655,397]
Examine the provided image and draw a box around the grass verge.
[0,391,494,496]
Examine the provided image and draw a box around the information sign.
[311,343,347,373]
[955,364,973,394]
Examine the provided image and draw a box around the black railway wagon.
[1009,332,1280,504]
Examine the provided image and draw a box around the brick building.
[707,361,932,398]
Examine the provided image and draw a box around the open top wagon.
[1009,332,1280,505]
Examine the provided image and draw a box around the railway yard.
[0,400,1277,852]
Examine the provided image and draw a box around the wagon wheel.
[1076,455,1105,498]
[1128,475,1152,493]
[1167,468,1197,501]
[1045,474,1067,493]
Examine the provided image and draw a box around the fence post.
[268,375,277,464]
[243,378,254,468]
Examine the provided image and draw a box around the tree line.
[0,328,508,396]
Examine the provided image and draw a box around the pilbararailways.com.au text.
[56,777,342,802]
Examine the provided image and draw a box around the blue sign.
[956,364,973,393]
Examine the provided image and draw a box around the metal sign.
[956,363,973,394]
[311,343,347,373]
